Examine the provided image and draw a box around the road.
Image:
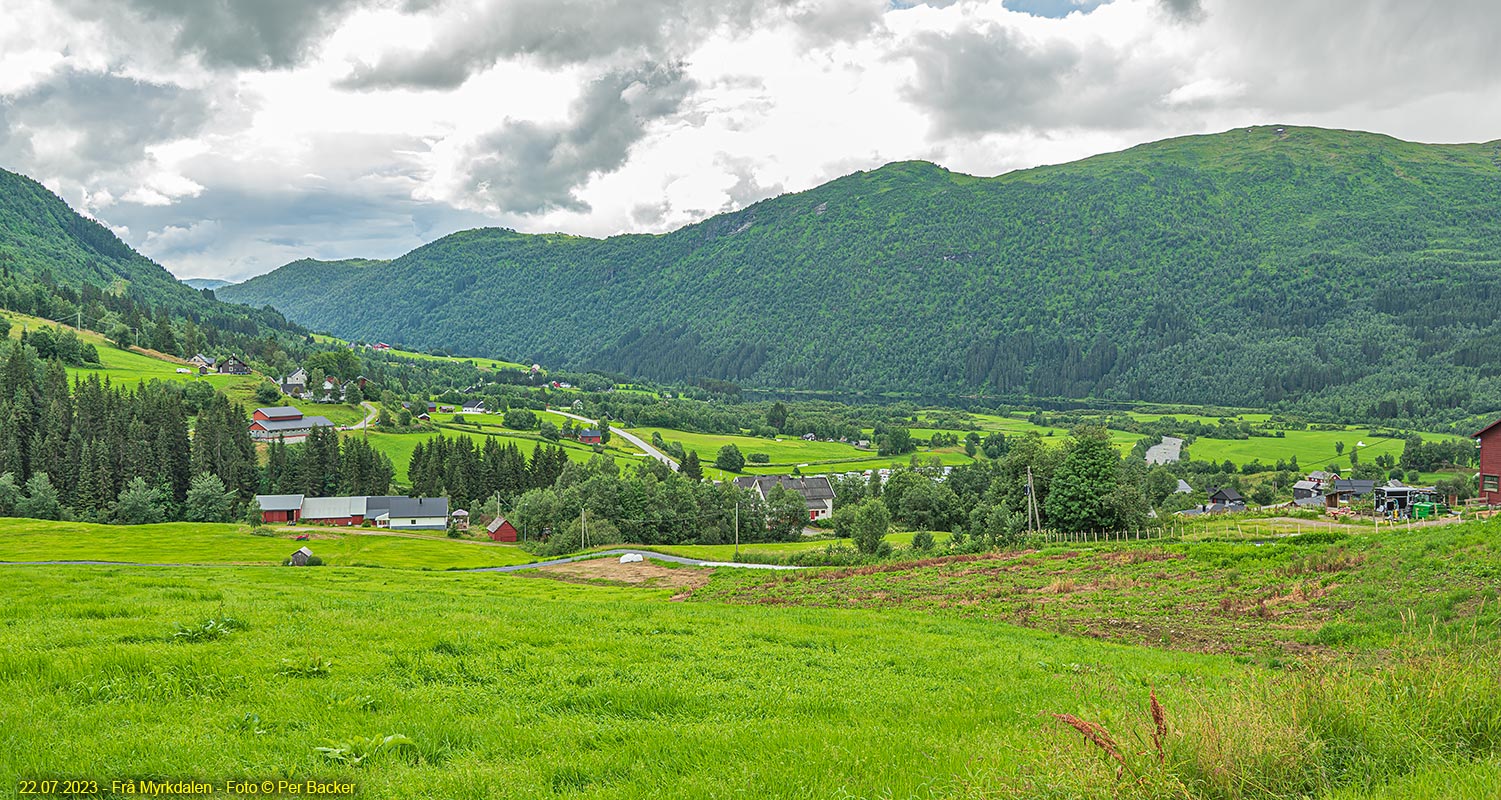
[344,401,379,431]
[462,548,801,572]
[549,408,678,471]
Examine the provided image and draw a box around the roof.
[1292,480,1318,491]
[256,407,303,420]
[732,475,836,506]
[1208,487,1244,502]
[256,494,304,511]
[252,416,333,432]
[1330,479,1376,496]
[294,546,313,557]
[1174,479,1193,494]
[579,429,601,436]
[300,496,367,519]
[487,516,515,532]
[367,496,449,519]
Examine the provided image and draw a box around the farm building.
[732,475,836,521]
[486,516,519,542]
[249,406,334,442]
[289,546,313,566]
[188,354,216,370]
[299,496,367,526]
[217,355,251,374]
[366,496,450,530]
[578,429,603,445]
[1476,418,1501,505]
[257,494,305,523]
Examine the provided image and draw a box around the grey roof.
[256,407,303,420]
[1208,487,1244,502]
[367,496,449,519]
[300,496,367,519]
[253,416,333,432]
[733,475,835,506]
[1175,479,1193,494]
[1330,479,1376,496]
[1292,480,1318,491]
[256,494,304,511]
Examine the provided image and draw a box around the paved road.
[463,548,801,572]
[345,401,379,431]
[550,408,678,471]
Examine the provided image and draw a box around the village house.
[370,342,391,352]
[732,474,836,521]
[486,516,520,542]
[217,355,251,375]
[366,496,450,530]
[188,353,216,371]
[248,406,335,442]
[280,367,308,397]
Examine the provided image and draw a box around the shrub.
[748,453,770,464]
[911,530,935,551]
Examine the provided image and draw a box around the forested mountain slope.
[0,167,300,339]
[220,126,1501,423]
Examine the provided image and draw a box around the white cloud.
[3,0,1500,279]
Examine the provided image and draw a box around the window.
[1484,475,1499,493]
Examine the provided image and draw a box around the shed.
[486,516,519,542]
[289,546,313,566]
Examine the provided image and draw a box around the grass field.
[0,520,535,570]
[4,311,263,400]
[602,531,952,562]
[360,417,647,483]
[3,517,1501,797]
[311,334,527,372]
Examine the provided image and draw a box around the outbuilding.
[486,516,520,542]
[256,494,305,524]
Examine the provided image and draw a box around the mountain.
[219,126,1501,422]
[182,278,233,290]
[0,166,303,355]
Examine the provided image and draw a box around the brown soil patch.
[537,558,713,591]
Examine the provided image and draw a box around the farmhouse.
[366,496,450,530]
[370,342,391,352]
[257,494,304,523]
[732,475,836,521]
[188,354,216,370]
[248,406,335,442]
[486,516,519,542]
[217,355,251,375]
[1475,418,1501,505]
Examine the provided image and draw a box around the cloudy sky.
[3,0,1498,281]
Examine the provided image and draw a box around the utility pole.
[1026,466,1038,534]
[581,508,587,552]
[734,501,740,561]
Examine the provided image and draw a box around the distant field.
[0,520,535,569]
[359,423,644,483]
[631,425,976,478]
[311,333,527,371]
[4,311,262,398]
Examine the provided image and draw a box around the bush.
[911,530,935,551]
[748,453,770,464]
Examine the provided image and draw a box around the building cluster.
[186,353,250,375]
[732,475,836,521]
[279,368,367,403]
[256,494,453,530]
[248,406,335,442]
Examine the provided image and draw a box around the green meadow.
[3,517,1501,798]
[0,520,535,570]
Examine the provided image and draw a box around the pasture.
[2,517,1500,798]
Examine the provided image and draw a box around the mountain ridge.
[211,125,1501,423]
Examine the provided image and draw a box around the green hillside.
[221,126,1501,425]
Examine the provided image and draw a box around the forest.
[222,126,1501,428]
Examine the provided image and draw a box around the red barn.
[486,516,520,542]
[257,494,304,523]
[1476,418,1501,505]
[578,429,602,445]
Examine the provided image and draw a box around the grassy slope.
[360,412,647,483]
[0,520,534,570]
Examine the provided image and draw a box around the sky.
[2,0,1499,281]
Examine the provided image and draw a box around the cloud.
[0,69,213,181]
[339,0,882,90]
[455,63,694,215]
[95,0,368,70]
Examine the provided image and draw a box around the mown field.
[2,517,1500,798]
[358,412,647,483]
